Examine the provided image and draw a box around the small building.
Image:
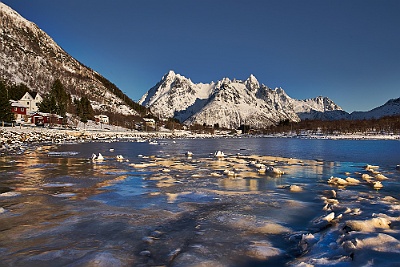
[30,112,63,126]
[31,113,44,125]
[143,118,156,127]
[10,100,27,123]
[94,115,109,124]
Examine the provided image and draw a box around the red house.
[30,112,63,125]
[10,101,27,123]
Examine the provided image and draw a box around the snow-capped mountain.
[0,3,137,115]
[292,96,349,120]
[139,70,215,121]
[350,98,400,120]
[140,71,344,128]
[141,71,400,128]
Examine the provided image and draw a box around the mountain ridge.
[0,2,139,116]
[140,70,400,129]
[350,97,400,120]
[139,71,329,128]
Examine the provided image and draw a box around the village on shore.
[2,88,399,156]
[1,118,399,155]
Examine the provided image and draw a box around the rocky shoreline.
[0,126,192,155]
[1,126,399,155]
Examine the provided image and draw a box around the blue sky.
[3,0,400,112]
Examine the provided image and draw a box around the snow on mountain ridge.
[293,96,343,113]
[139,71,211,119]
[142,71,400,127]
[351,97,400,120]
[0,3,38,34]
[141,71,305,128]
[244,74,259,92]
[0,2,137,116]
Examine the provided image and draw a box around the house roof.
[10,100,27,108]
[20,92,34,100]
[17,92,41,101]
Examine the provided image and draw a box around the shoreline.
[1,126,399,155]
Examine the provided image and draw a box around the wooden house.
[30,112,63,126]
[10,100,27,123]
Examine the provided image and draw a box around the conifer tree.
[0,81,13,123]
[38,94,57,114]
[50,79,69,117]
[74,95,94,124]
[38,79,70,122]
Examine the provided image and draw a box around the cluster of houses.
[10,92,109,127]
[9,92,63,126]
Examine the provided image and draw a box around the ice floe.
[91,153,104,162]
[344,217,391,232]
[115,154,124,161]
[0,191,21,197]
[214,150,225,158]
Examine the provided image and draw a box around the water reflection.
[1,140,399,266]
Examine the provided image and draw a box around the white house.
[18,92,43,114]
[143,118,156,128]
[94,115,109,124]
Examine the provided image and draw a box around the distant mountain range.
[140,71,400,128]
[350,98,400,120]
[0,2,138,115]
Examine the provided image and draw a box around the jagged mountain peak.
[274,87,286,94]
[161,70,176,81]
[162,70,184,81]
[291,95,345,120]
[141,71,365,127]
[166,69,176,77]
[141,71,307,128]
[244,74,260,91]
[218,77,232,85]
[159,70,193,87]
[143,72,400,127]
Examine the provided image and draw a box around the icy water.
[0,137,400,266]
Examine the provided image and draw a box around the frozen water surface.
[0,138,399,266]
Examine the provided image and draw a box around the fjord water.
[57,137,400,167]
[0,137,399,266]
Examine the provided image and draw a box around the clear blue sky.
[3,0,400,112]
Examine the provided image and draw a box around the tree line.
[264,116,400,135]
[0,80,14,123]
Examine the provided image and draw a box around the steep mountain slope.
[139,71,214,120]
[0,3,137,115]
[351,97,400,120]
